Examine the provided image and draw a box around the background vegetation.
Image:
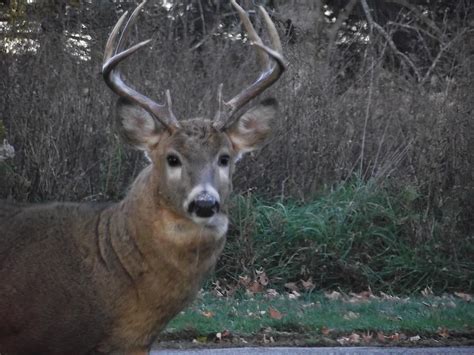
[1,0,472,293]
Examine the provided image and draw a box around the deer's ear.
[116,98,165,151]
[225,98,277,155]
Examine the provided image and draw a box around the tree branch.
[361,0,421,82]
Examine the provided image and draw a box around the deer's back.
[0,200,113,354]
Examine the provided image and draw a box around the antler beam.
[102,0,180,133]
[213,0,287,131]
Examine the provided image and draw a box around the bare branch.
[420,28,468,85]
[361,0,421,82]
[385,0,443,38]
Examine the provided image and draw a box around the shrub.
[217,178,473,294]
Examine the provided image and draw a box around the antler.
[213,0,287,131]
[102,0,180,133]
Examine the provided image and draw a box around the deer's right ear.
[116,98,166,151]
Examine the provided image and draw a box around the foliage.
[218,179,473,293]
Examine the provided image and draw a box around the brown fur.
[0,99,277,354]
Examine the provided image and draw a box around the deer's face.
[152,119,233,226]
[116,98,277,232]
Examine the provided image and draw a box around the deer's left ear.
[225,98,278,155]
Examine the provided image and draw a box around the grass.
[217,178,473,294]
[166,292,473,336]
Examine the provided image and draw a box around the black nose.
[188,193,220,218]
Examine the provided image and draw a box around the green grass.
[165,292,474,337]
[216,178,473,294]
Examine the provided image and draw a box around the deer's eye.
[166,154,182,168]
[218,154,230,167]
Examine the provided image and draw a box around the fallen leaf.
[301,277,315,290]
[409,335,421,342]
[224,283,239,297]
[362,331,373,343]
[201,311,214,318]
[437,327,449,338]
[256,269,269,286]
[325,290,343,301]
[222,329,232,338]
[377,332,386,343]
[388,332,401,341]
[421,286,433,297]
[288,290,301,299]
[265,288,279,299]
[454,292,472,302]
[337,336,350,345]
[212,289,224,297]
[194,336,208,343]
[212,281,224,297]
[214,329,232,342]
[238,275,251,287]
[248,281,264,293]
[337,334,360,345]
[284,282,299,292]
[349,333,361,343]
[380,291,401,301]
[321,326,331,336]
[262,334,274,344]
[268,306,283,320]
[349,290,374,303]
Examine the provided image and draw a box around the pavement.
[152,347,474,354]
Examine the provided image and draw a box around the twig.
[385,0,443,38]
[387,21,440,42]
[361,0,421,82]
[420,28,467,85]
[357,0,377,177]
[359,49,375,177]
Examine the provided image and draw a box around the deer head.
[102,0,286,232]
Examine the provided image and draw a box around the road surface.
[152,346,474,354]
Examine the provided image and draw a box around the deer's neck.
[101,167,226,283]
[92,169,227,350]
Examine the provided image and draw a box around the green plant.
[0,120,5,141]
[217,178,473,294]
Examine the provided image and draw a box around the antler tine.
[213,0,287,131]
[116,0,148,54]
[103,10,129,64]
[102,0,179,133]
[231,0,269,70]
[258,5,283,54]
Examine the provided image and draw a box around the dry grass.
[1,2,472,288]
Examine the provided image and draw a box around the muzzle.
[187,191,220,218]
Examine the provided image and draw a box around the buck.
[0,1,285,354]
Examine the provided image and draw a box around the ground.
[154,290,474,349]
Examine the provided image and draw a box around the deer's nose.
[188,192,220,218]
